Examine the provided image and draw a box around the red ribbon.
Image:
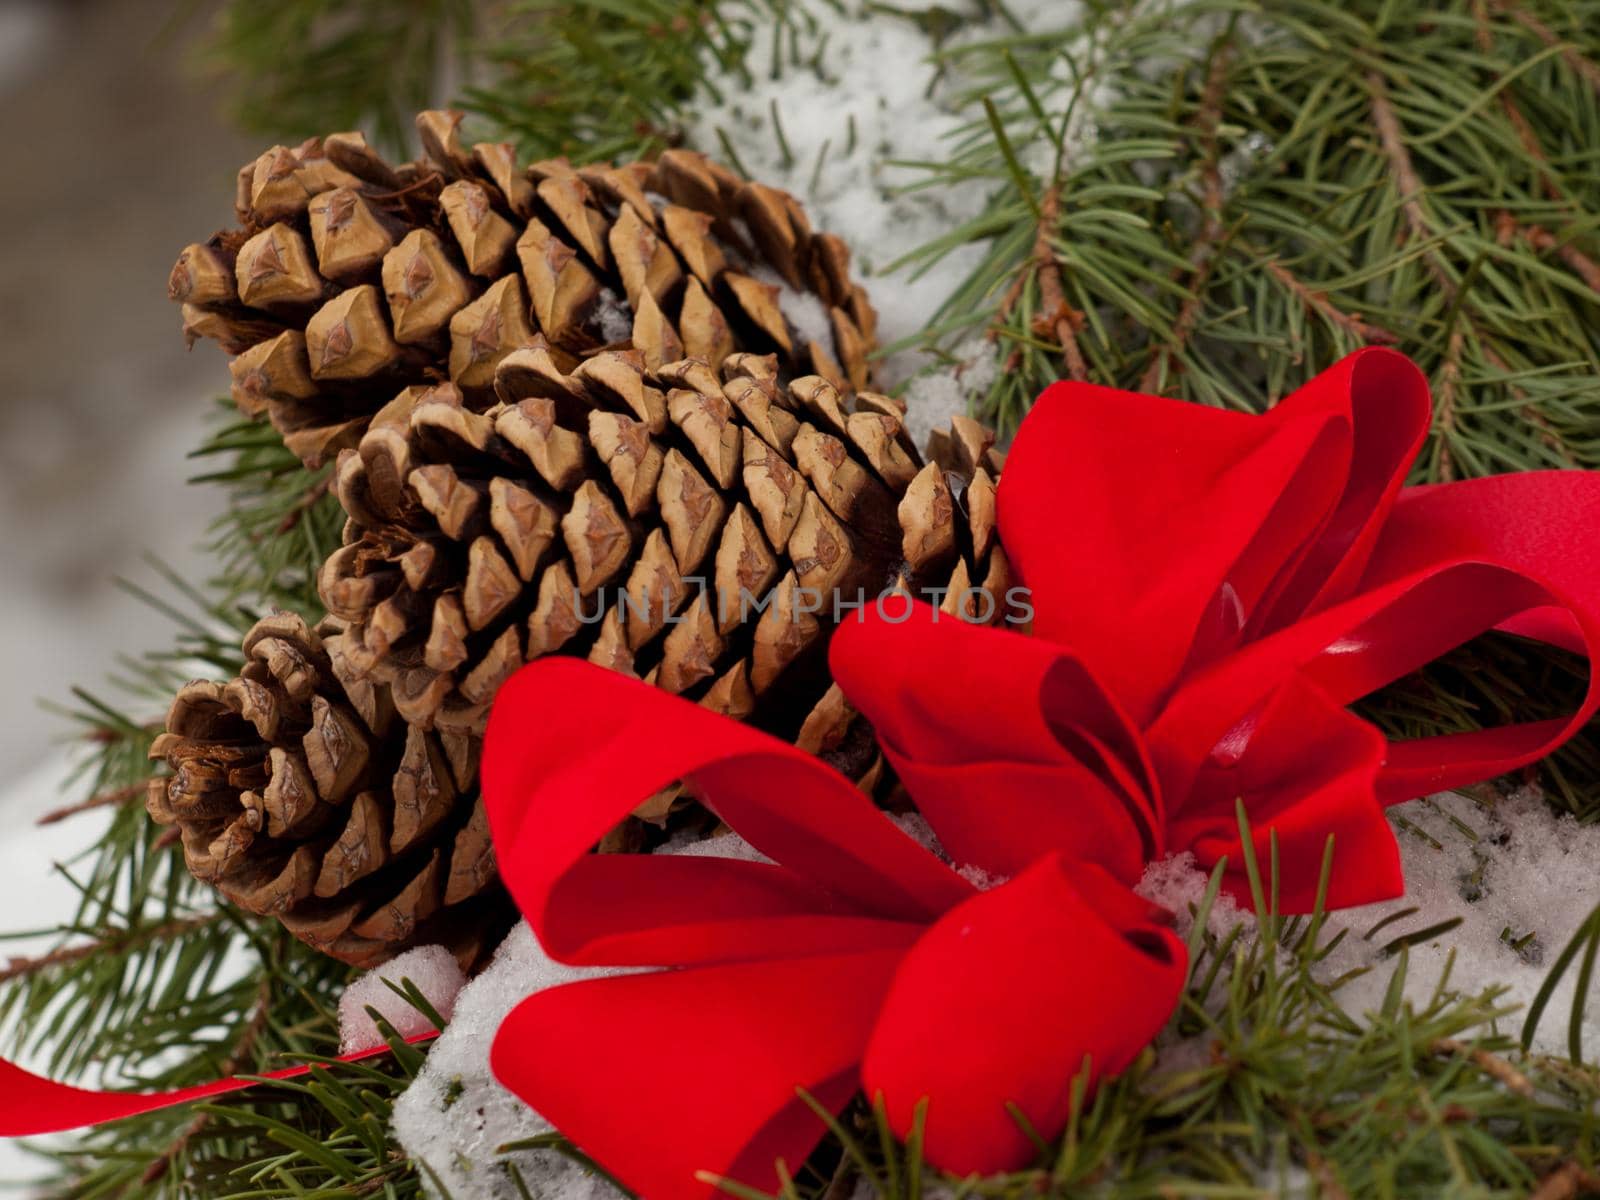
[3,350,1598,1199]
[0,1038,434,1137]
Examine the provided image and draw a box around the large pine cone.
[148,614,506,969]
[320,349,1011,748]
[148,366,1012,968]
[169,110,876,468]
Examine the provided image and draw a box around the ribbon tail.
[1366,472,1600,791]
[0,1036,435,1138]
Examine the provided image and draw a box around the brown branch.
[1367,69,1576,467]
[991,266,1029,333]
[1496,212,1600,294]
[1304,1153,1351,1200]
[0,914,222,985]
[1529,1161,1600,1200]
[1030,182,1089,383]
[35,781,148,827]
[1473,1,1568,203]
[1263,258,1399,344]
[1140,46,1233,394]
[277,475,333,535]
[1491,1,1600,96]
[1481,342,1578,465]
[1429,1037,1534,1097]
[141,975,275,1185]
[1367,70,1458,299]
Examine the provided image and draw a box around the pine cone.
[147,613,506,969]
[147,363,1011,968]
[320,350,1013,760]
[155,109,1016,968]
[168,110,876,468]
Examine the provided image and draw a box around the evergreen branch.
[1529,1161,1600,1200]
[1502,214,1600,293]
[35,782,149,828]
[1138,39,1232,394]
[140,976,274,1187]
[1429,1037,1534,1097]
[0,914,222,987]
[1261,256,1400,344]
[1492,0,1600,95]
[1021,182,1088,383]
[463,0,780,163]
[191,404,342,614]
[175,0,478,154]
[1366,69,1458,297]
[904,0,1600,811]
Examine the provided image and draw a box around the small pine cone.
[169,112,877,469]
[147,612,509,969]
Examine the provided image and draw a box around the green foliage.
[184,0,781,164]
[899,0,1600,816]
[20,813,1600,1199]
[177,0,477,154]
[190,404,342,614]
[0,569,361,1196]
[913,0,1600,479]
[714,834,1600,1200]
[463,0,782,163]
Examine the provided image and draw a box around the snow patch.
[902,335,1003,452]
[1139,788,1600,1058]
[591,286,634,346]
[391,831,763,1199]
[390,923,624,1200]
[686,2,1088,392]
[339,945,469,1055]
[750,263,834,354]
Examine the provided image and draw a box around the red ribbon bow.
[988,346,1600,906]
[3,350,1599,1200]
[483,653,1188,1196]
[479,348,1600,1197]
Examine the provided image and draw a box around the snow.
[390,831,763,1200]
[389,923,623,1200]
[5,744,1600,1198]
[338,944,470,1055]
[592,286,634,346]
[1138,787,1600,1059]
[750,263,834,354]
[901,334,1002,453]
[686,0,1089,409]
[1325,788,1600,1055]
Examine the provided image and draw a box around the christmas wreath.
[6,3,1600,1198]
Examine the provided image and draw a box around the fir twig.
[0,914,222,986]
[34,781,149,827]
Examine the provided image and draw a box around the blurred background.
[0,0,254,785]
